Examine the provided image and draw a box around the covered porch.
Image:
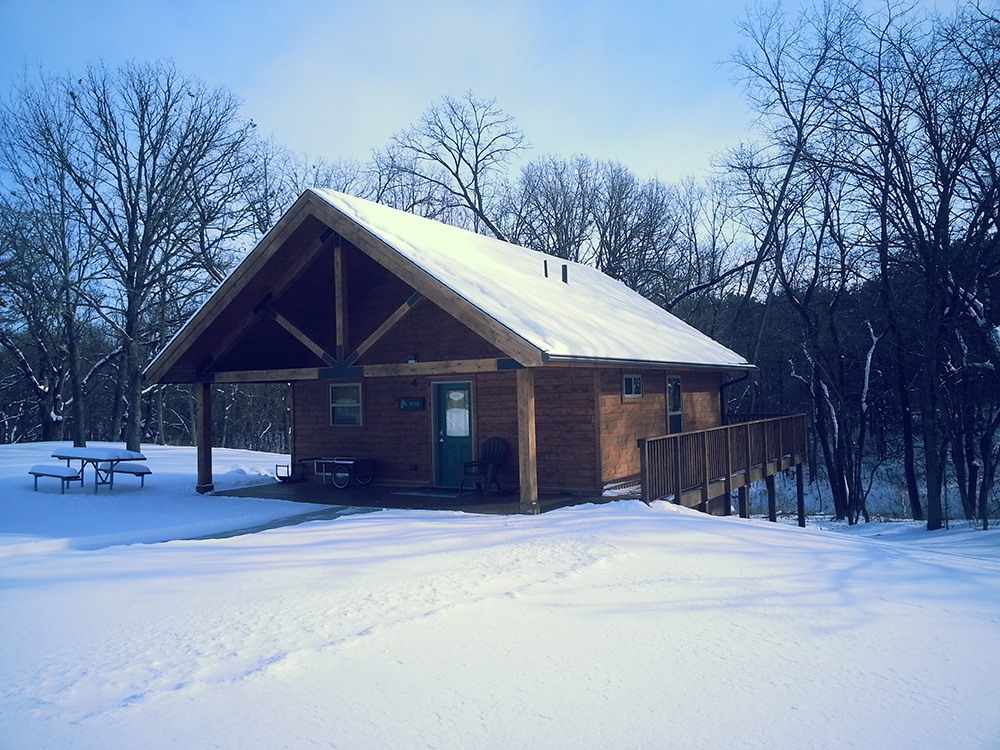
[214,476,617,515]
[212,414,808,521]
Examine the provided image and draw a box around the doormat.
[392,488,461,499]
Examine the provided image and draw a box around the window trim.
[330,382,363,427]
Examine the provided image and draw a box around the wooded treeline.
[1,2,997,528]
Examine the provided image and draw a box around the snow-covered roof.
[312,188,751,370]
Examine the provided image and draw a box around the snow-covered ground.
[2,442,998,749]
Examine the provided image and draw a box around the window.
[444,388,471,437]
[623,373,643,400]
[667,377,682,433]
[330,383,362,426]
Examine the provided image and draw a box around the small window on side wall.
[623,373,643,400]
[330,383,362,426]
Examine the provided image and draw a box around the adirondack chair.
[459,437,507,496]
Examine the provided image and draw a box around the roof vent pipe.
[561,264,568,283]
[543,259,549,278]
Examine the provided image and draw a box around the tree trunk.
[62,302,87,447]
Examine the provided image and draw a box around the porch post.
[766,473,776,522]
[516,368,539,513]
[195,382,214,494]
[796,462,806,527]
[738,486,749,518]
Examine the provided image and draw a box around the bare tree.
[0,207,71,440]
[503,155,596,261]
[587,162,682,300]
[662,176,756,320]
[733,0,1000,529]
[389,91,527,238]
[732,1,891,522]
[0,90,101,445]
[728,1,846,326]
[368,144,460,220]
[836,2,1000,529]
[2,61,265,450]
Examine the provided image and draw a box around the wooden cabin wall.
[359,292,506,364]
[467,372,519,490]
[597,369,668,484]
[293,365,727,493]
[533,367,600,493]
[292,367,604,493]
[595,368,726,484]
[292,371,521,488]
[288,284,520,485]
[293,378,433,484]
[680,370,725,431]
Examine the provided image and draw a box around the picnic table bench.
[29,464,84,494]
[98,461,152,487]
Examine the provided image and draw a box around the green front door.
[434,382,474,488]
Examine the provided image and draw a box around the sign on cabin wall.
[399,397,426,411]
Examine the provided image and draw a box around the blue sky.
[0,0,760,183]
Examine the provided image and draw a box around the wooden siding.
[594,368,724,485]
[680,370,725,431]
[534,368,599,492]
[472,372,519,489]
[289,365,728,495]
[596,369,665,485]
[294,371,521,488]
[294,366,608,494]
[360,298,506,365]
[148,212,333,383]
[294,378,431,484]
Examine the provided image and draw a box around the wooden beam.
[593,368,604,492]
[334,242,347,358]
[638,438,650,504]
[517,368,539,512]
[351,292,424,362]
[274,229,337,301]
[262,304,336,365]
[214,357,524,383]
[207,367,325,383]
[723,428,733,516]
[193,230,338,377]
[363,358,507,377]
[147,200,331,383]
[673,435,683,505]
[700,431,710,513]
[195,382,214,494]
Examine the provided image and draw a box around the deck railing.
[637,414,808,514]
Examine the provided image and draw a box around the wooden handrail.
[637,414,808,510]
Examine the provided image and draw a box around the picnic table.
[51,446,148,493]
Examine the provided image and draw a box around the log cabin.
[146,189,800,515]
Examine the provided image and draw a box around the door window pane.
[445,389,470,437]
